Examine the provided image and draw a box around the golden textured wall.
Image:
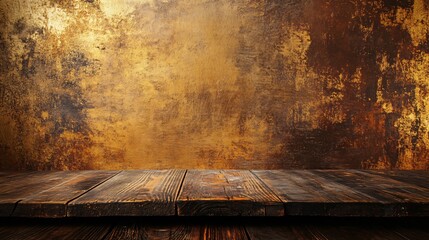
[0,0,428,170]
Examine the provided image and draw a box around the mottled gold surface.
[0,0,428,170]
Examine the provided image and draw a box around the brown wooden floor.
[0,170,428,217]
[0,217,428,240]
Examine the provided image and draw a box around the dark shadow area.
[0,216,428,239]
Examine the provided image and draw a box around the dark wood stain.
[177,170,284,216]
[0,220,111,240]
[0,170,428,217]
[12,170,119,217]
[252,170,386,216]
[1,217,428,240]
[0,171,84,216]
[67,170,186,217]
[104,222,248,240]
[364,170,429,189]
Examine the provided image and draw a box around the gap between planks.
[64,171,123,217]
[1,170,428,218]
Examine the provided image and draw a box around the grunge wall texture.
[0,0,428,170]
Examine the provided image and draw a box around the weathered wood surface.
[12,171,119,217]
[313,170,429,216]
[246,224,318,240]
[0,171,91,216]
[104,222,248,240]
[362,170,429,190]
[103,223,191,240]
[0,221,111,240]
[0,170,429,217]
[252,170,384,216]
[1,218,428,240]
[0,172,35,178]
[177,170,283,216]
[67,170,186,217]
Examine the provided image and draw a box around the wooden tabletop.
[0,170,428,218]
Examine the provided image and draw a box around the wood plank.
[104,222,248,240]
[199,224,248,240]
[103,223,192,240]
[352,170,429,200]
[0,171,43,181]
[0,221,111,240]
[363,170,429,190]
[252,170,384,216]
[0,172,33,178]
[246,224,319,240]
[0,171,89,216]
[12,171,120,218]
[103,223,154,240]
[67,170,186,217]
[332,170,429,200]
[314,170,429,217]
[177,170,283,216]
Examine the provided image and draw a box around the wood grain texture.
[246,218,429,240]
[1,218,428,240]
[246,225,319,240]
[314,170,429,217]
[104,222,248,240]
[200,224,248,240]
[12,171,119,217]
[308,223,414,240]
[67,170,186,217]
[177,170,283,216]
[0,222,111,240]
[103,223,194,240]
[0,171,88,216]
[393,226,429,240]
[1,170,429,218]
[253,170,387,216]
[0,172,48,182]
[0,172,34,178]
[363,170,429,190]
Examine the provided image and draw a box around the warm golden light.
[0,0,428,170]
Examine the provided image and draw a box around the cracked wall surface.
[0,0,428,170]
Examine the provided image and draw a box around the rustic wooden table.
[0,170,428,218]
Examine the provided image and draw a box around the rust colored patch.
[0,0,428,170]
